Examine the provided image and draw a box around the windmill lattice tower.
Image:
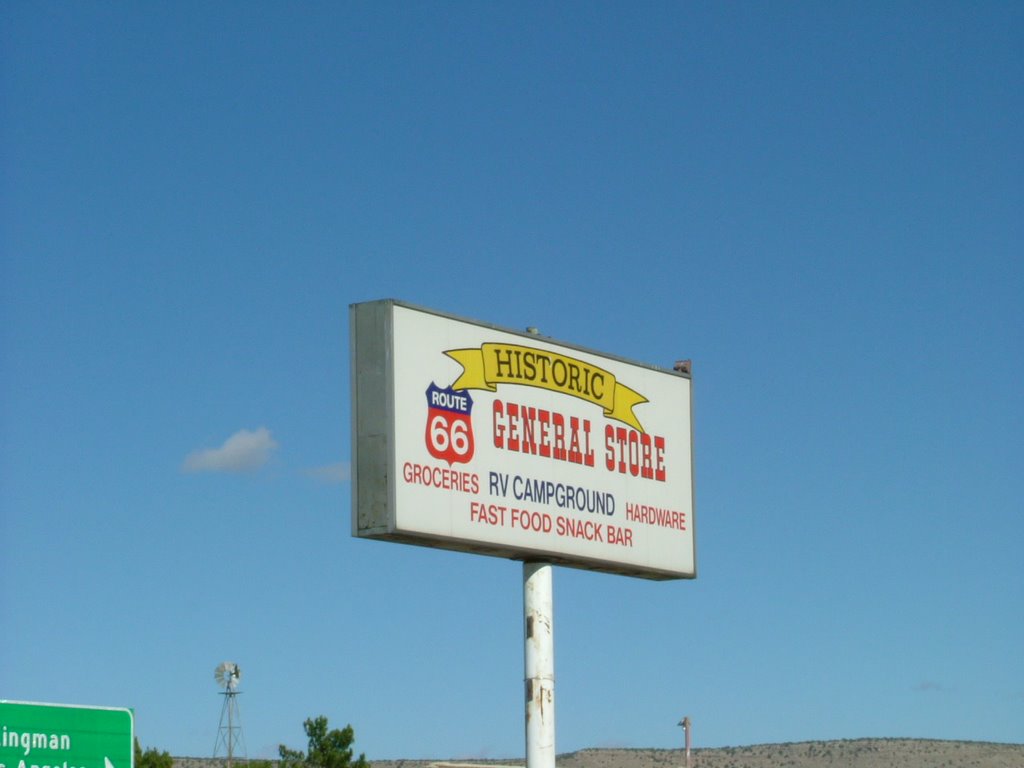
[213,662,248,768]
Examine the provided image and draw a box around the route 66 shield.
[425,382,475,465]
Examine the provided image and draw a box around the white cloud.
[183,427,278,473]
[304,461,351,484]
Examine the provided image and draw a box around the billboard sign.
[350,300,695,580]
[0,701,133,768]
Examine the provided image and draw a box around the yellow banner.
[445,343,648,432]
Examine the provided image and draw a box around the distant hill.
[176,738,1024,768]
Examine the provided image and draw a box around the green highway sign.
[0,702,133,768]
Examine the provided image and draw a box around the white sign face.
[351,300,695,580]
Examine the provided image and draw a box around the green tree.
[134,740,173,768]
[279,716,368,768]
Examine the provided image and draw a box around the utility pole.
[678,716,692,768]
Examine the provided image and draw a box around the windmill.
[213,662,247,768]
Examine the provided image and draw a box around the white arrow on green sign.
[0,702,133,768]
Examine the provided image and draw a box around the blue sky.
[2,0,1021,760]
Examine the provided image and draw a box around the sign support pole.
[524,561,555,768]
